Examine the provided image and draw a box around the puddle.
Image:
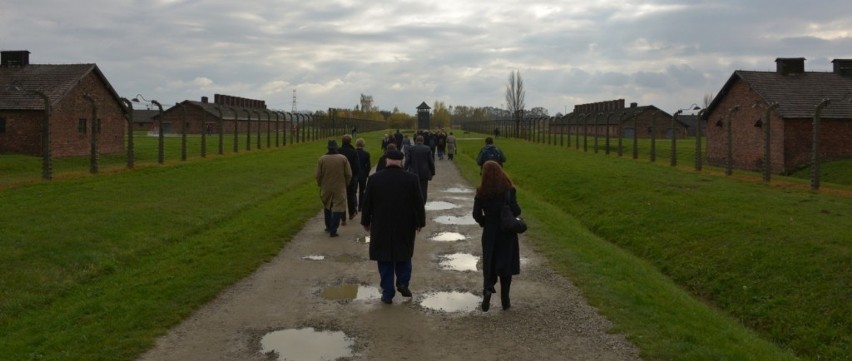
[424,201,459,211]
[320,284,382,301]
[433,214,478,225]
[444,187,474,193]
[260,327,354,361]
[301,255,325,261]
[439,253,479,272]
[429,232,467,242]
[447,196,471,201]
[420,291,481,313]
[355,235,370,243]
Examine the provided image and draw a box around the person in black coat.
[354,138,371,212]
[338,134,361,220]
[361,150,426,304]
[404,135,435,204]
[374,143,397,173]
[472,160,521,312]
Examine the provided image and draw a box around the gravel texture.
[138,148,641,361]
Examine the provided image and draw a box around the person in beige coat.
[316,140,352,237]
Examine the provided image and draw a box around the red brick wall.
[0,72,125,157]
[620,111,686,139]
[784,118,852,172]
[51,73,125,157]
[0,110,42,154]
[706,79,852,174]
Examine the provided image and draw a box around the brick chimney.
[775,57,806,75]
[832,59,852,76]
[1,50,30,67]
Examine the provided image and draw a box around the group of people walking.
[316,132,517,311]
[381,129,458,161]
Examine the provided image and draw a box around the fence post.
[811,99,831,191]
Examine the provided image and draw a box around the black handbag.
[500,191,527,234]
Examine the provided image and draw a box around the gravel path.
[138,151,641,361]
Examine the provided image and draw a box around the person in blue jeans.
[360,150,425,304]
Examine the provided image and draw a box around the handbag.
[500,191,527,234]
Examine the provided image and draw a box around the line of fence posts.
[19,98,838,192]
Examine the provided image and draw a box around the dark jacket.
[476,144,506,166]
[338,143,361,180]
[472,187,521,277]
[355,148,371,180]
[404,143,435,181]
[361,166,425,261]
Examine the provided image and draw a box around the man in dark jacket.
[338,134,361,220]
[361,150,426,304]
[475,137,506,173]
[404,135,435,204]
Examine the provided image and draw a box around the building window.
[0,117,6,133]
[78,119,87,133]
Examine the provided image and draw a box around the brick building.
[554,99,686,139]
[705,57,852,174]
[0,50,126,157]
[153,94,291,136]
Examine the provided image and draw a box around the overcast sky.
[3,0,851,115]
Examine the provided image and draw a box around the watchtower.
[416,101,431,130]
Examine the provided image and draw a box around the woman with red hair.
[472,160,521,311]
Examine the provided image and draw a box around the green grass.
[456,134,849,360]
[1,130,849,360]
[0,138,329,360]
[789,158,852,186]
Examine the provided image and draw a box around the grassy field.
[0,131,849,360]
[455,134,849,360]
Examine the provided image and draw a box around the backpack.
[480,146,501,164]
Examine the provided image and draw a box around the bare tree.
[505,70,525,137]
[703,93,714,108]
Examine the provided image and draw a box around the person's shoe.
[349,212,357,220]
[341,219,347,226]
[329,232,339,237]
[481,290,492,312]
[397,285,412,297]
[381,298,392,304]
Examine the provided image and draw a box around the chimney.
[775,57,806,75]
[201,96,209,103]
[832,59,852,76]
[1,50,31,67]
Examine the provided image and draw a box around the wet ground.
[137,151,641,361]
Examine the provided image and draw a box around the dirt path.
[138,152,641,361]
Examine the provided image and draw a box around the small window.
[0,117,6,133]
[78,119,87,133]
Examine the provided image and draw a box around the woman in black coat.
[472,160,521,312]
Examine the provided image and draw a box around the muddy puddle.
[320,284,381,301]
[444,187,474,193]
[424,201,459,211]
[429,231,467,242]
[355,235,370,243]
[419,291,481,313]
[260,327,354,360]
[433,214,478,225]
[438,253,479,272]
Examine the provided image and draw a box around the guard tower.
[416,101,431,130]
